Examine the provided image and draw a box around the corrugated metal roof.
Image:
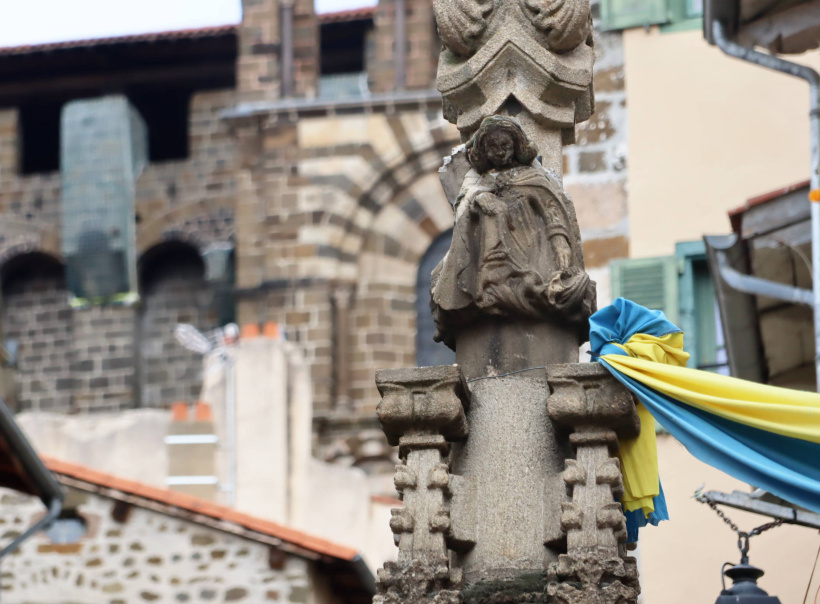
[0,24,238,57]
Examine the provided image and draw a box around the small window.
[128,90,191,163]
[610,255,679,323]
[18,101,61,174]
[319,18,373,99]
[45,510,87,544]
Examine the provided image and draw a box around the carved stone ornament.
[546,364,641,604]
[434,0,594,143]
[430,116,596,349]
[374,366,470,604]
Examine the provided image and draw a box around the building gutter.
[711,19,820,390]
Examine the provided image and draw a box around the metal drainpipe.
[394,0,407,90]
[281,1,295,98]
[712,20,820,391]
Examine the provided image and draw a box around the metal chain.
[695,491,783,562]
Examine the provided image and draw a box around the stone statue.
[431,116,596,349]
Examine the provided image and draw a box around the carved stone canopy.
[435,0,595,147]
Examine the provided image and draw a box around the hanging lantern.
[715,561,782,603]
[715,534,782,603]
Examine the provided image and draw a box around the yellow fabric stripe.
[612,332,687,518]
[602,354,820,444]
[618,402,658,515]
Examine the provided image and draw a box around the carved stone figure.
[431,116,596,349]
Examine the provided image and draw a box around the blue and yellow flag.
[589,298,820,542]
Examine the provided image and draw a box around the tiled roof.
[42,456,358,562]
[319,7,376,23]
[0,25,238,57]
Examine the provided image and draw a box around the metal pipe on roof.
[712,20,820,391]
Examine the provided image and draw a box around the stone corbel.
[545,363,641,604]
[374,365,470,604]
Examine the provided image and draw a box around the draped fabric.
[588,298,820,543]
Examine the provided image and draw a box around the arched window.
[416,229,456,367]
[0,252,72,412]
[138,241,215,408]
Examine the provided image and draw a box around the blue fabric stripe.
[599,360,820,516]
[623,481,668,543]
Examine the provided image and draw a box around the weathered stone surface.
[376,365,469,448]
[375,365,468,603]
[435,0,594,161]
[546,363,639,439]
[545,365,640,604]
[430,117,596,349]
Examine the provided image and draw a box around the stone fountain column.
[373,1,641,603]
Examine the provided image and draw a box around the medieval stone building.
[0,0,628,461]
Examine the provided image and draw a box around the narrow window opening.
[19,101,61,174]
[319,18,374,99]
[128,90,192,163]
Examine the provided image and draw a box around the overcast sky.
[0,0,378,48]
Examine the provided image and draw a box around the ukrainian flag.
[589,298,820,542]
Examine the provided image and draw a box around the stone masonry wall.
[238,0,319,102]
[565,28,629,303]
[368,0,439,93]
[140,268,221,409]
[0,87,238,414]
[233,109,459,434]
[0,486,316,603]
[2,274,73,412]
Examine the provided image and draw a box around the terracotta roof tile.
[0,25,238,56]
[41,456,358,561]
[319,7,376,23]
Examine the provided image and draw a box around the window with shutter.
[676,241,726,373]
[600,0,669,31]
[611,255,679,324]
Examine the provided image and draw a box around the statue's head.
[467,116,538,173]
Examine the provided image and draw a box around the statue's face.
[485,130,515,169]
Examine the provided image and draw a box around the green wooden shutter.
[600,0,669,31]
[611,256,679,324]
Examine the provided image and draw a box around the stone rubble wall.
[0,487,317,604]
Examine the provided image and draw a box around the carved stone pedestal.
[374,366,469,604]
[546,363,641,604]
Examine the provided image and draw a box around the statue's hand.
[552,236,572,270]
[473,192,505,216]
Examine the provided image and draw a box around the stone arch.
[0,250,73,412]
[303,119,460,284]
[136,201,235,257]
[346,165,457,411]
[137,239,221,409]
